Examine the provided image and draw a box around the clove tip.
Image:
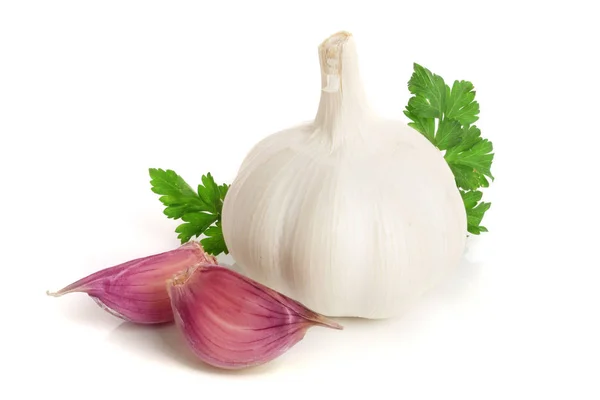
[312,315,344,330]
[329,321,344,330]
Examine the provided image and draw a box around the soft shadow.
[332,315,394,329]
[49,293,122,328]
[108,322,280,375]
[325,251,484,342]
[327,251,481,320]
[399,252,483,328]
[430,251,483,302]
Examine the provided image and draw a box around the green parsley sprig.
[149,168,229,255]
[404,63,494,234]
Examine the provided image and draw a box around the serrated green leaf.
[436,119,461,150]
[405,112,436,144]
[478,174,490,188]
[150,168,212,219]
[201,224,228,255]
[407,96,440,119]
[157,195,179,206]
[174,212,218,243]
[448,164,478,190]
[407,63,446,119]
[149,168,231,253]
[197,173,221,214]
[445,80,479,126]
[460,189,483,209]
[149,168,196,198]
[163,203,207,219]
[459,189,491,234]
[404,64,494,226]
[456,125,482,151]
[466,201,491,235]
[218,184,229,201]
[163,205,189,219]
[404,63,494,234]
[446,139,494,180]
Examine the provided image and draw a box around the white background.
[1,1,599,399]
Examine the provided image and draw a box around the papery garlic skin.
[47,242,216,324]
[221,32,467,319]
[167,264,342,370]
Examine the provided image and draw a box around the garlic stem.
[314,31,370,146]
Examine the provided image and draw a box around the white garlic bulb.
[221,31,466,319]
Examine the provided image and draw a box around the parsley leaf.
[197,173,220,214]
[460,190,490,234]
[149,168,229,255]
[404,63,494,234]
[446,80,480,125]
[175,212,218,243]
[218,184,229,201]
[201,222,228,256]
[149,168,205,219]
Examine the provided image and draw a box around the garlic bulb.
[221,31,466,319]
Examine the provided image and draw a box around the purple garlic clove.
[167,264,343,370]
[47,242,216,324]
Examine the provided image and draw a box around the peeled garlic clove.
[47,242,216,324]
[167,264,342,369]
